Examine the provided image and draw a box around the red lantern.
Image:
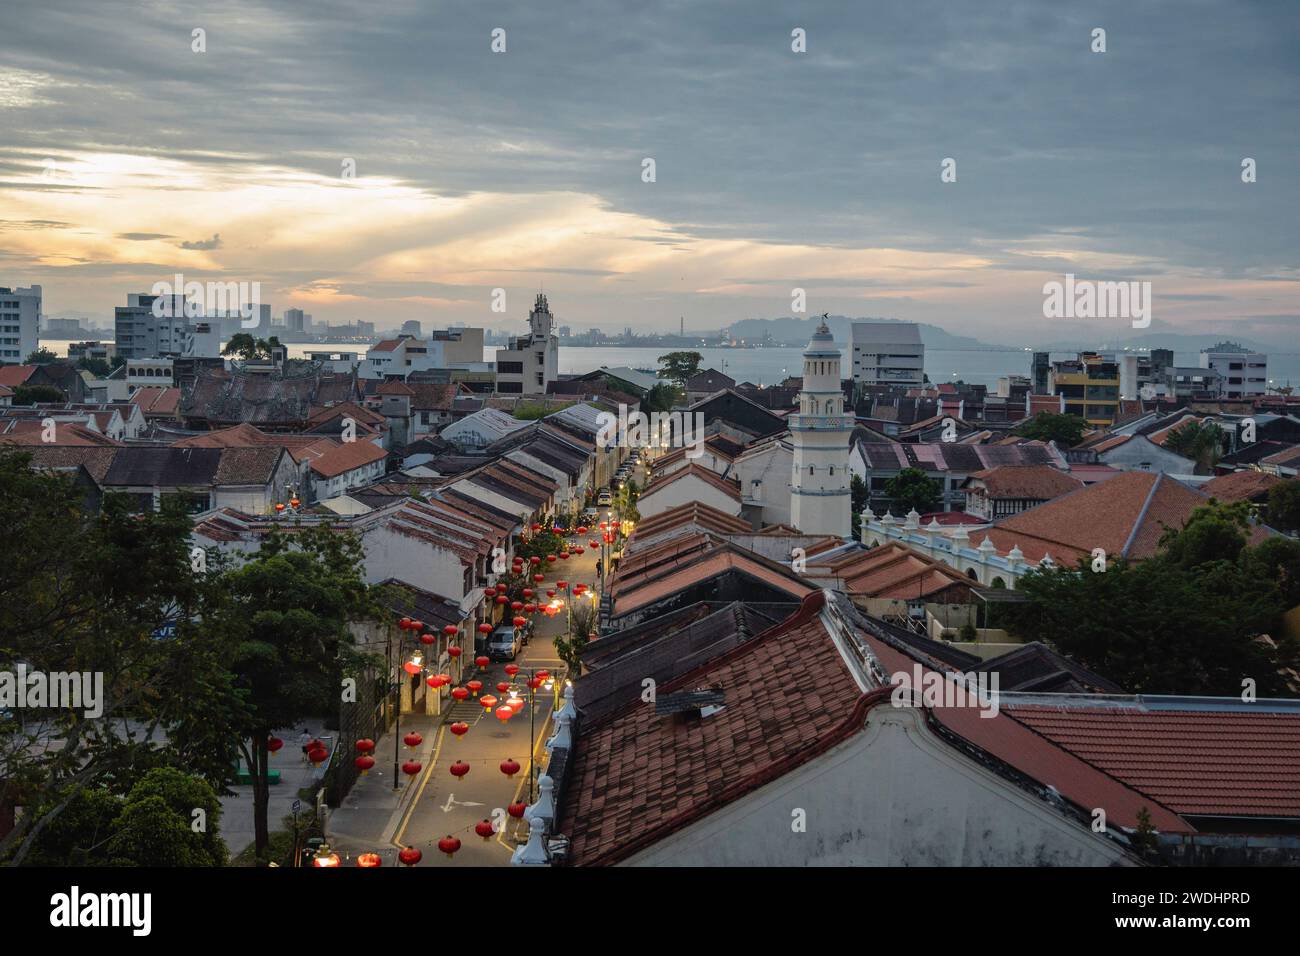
[478,623,492,635]
[449,760,470,779]
[511,600,523,611]
[522,588,534,598]
[496,595,508,605]
[524,603,535,613]
[450,721,469,737]
[589,539,598,548]
[533,574,544,583]
[475,819,495,840]
[546,589,556,598]
[480,695,498,710]
[402,760,422,776]
[267,736,283,756]
[354,755,375,774]
[451,686,469,702]
[357,852,382,867]
[513,616,526,627]
[398,846,422,866]
[530,556,540,565]
[419,632,435,645]
[483,586,496,597]
[399,617,413,630]
[575,547,584,555]
[403,732,422,748]
[531,523,541,532]
[577,526,588,534]
[600,521,608,530]
[507,802,527,818]
[500,758,521,777]
[475,655,490,669]
[496,706,514,723]
[537,669,550,680]
[504,663,520,677]
[557,580,568,589]
[308,746,328,766]
[528,676,543,690]
[403,660,421,676]
[438,836,461,857]
[448,645,462,658]
[560,552,570,560]
[355,738,375,754]
[466,679,482,696]
[412,621,424,632]
[443,624,458,636]
[426,675,442,689]
[496,681,510,693]
[546,555,556,563]
[275,503,285,512]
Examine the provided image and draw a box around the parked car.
[597,489,613,506]
[489,624,524,661]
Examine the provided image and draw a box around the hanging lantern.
[496,681,510,693]
[475,819,495,841]
[354,754,375,775]
[589,538,598,548]
[450,721,469,737]
[308,746,328,767]
[522,588,534,598]
[577,526,588,534]
[447,645,462,658]
[398,846,422,866]
[507,696,524,714]
[496,706,514,723]
[511,601,523,611]
[267,736,283,756]
[507,802,527,819]
[275,503,285,513]
[483,586,495,598]
[546,589,556,598]
[403,660,422,676]
[531,523,541,532]
[399,617,413,630]
[512,615,526,628]
[478,623,492,635]
[402,760,422,777]
[355,738,375,754]
[496,595,508,605]
[312,844,341,867]
[524,603,535,613]
[449,760,470,779]
[480,694,498,711]
[546,555,556,563]
[533,574,544,583]
[419,632,435,645]
[466,679,483,696]
[530,556,540,565]
[426,674,443,689]
[600,521,608,530]
[559,552,570,561]
[536,669,550,680]
[504,663,520,677]
[475,655,490,670]
[528,676,543,690]
[575,547,585,555]
[403,732,422,748]
[290,498,301,509]
[443,624,458,636]
[500,758,521,777]
[356,852,382,868]
[412,621,425,632]
[438,836,462,857]
[451,686,469,702]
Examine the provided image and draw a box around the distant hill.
[729,315,1001,350]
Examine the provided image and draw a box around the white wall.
[638,474,741,520]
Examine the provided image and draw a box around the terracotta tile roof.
[558,594,869,865]
[129,386,181,416]
[1087,434,1132,454]
[173,423,336,464]
[0,365,36,388]
[1201,470,1284,503]
[0,419,122,447]
[1005,704,1300,820]
[823,541,972,598]
[408,383,466,411]
[20,445,121,481]
[308,440,388,478]
[1261,445,1300,469]
[631,500,751,544]
[370,338,402,352]
[640,462,742,503]
[307,400,386,428]
[981,471,1256,566]
[376,380,416,396]
[965,464,1083,499]
[612,546,815,616]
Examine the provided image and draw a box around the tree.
[1163,419,1226,474]
[643,382,678,413]
[75,357,112,378]
[11,384,65,406]
[24,347,59,365]
[206,524,377,862]
[221,334,282,361]
[0,451,239,865]
[850,473,869,538]
[106,767,227,866]
[657,351,702,386]
[516,530,567,562]
[883,467,939,516]
[1012,412,1087,446]
[1265,480,1300,534]
[554,600,598,675]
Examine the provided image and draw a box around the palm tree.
[1164,419,1225,474]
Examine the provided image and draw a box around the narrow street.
[332,540,601,866]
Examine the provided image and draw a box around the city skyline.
[3,1,1298,343]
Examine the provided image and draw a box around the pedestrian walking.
[298,727,311,762]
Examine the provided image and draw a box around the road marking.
[442,793,485,813]
[392,724,444,848]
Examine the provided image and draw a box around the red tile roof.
[308,440,388,478]
[0,419,122,447]
[1006,704,1300,820]
[1201,470,1284,503]
[640,462,742,503]
[965,464,1082,499]
[0,365,36,388]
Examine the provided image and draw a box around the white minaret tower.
[789,315,853,536]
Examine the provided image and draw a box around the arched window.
[809,465,815,475]
[829,466,835,476]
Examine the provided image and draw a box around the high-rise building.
[851,322,924,391]
[1200,341,1267,399]
[495,293,559,395]
[1047,352,1121,425]
[789,318,853,536]
[400,320,422,338]
[0,284,40,363]
[285,308,305,332]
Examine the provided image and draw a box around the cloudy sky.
[1,0,1297,344]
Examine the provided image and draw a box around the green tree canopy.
[1265,479,1300,534]
[657,351,703,386]
[24,347,59,365]
[1012,411,1087,446]
[1164,419,1226,474]
[883,467,940,516]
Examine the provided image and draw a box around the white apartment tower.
[495,293,559,395]
[0,284,41,364]
[789,317,853,537]
[1199,341,1268,399]
[851,321,925,390]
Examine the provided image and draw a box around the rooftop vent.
[656,687,725,719]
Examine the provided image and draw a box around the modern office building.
[362,328,486,380]
[1199,341,1267,399]
[495,293,559,395]
[0,284,41,364]
[115,293,224,360]
[851,322,924,392]
[285,308,305,333]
